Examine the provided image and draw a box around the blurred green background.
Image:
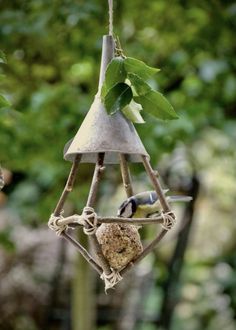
[0,0,236,330]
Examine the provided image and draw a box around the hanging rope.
[100,269,123,292]
[108,0,113,36]
[161,211,176,230]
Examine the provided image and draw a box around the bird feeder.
[48,35,176,291]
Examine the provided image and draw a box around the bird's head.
[117,196,137,218]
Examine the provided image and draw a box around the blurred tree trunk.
[158,175,200,330]
[72,233,96,330]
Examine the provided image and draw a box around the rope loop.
[82,206,98,236]
[100,269,123,292]
[108,0,113,36]
[48,210,66,236]
[161,211,176,230]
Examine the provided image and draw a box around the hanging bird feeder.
[48,2,177,291]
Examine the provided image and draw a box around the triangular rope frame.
[48,153,176,291]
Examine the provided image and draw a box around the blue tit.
[117,190,192,218]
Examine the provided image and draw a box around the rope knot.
[161,211,176,230]
[82,206,98,235]
[100,269,123,292]
[48,210,66,236]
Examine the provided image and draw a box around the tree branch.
[53,155,81,216]
[85,153,112,275]
[119,153,134,197]
[62,232,103,275]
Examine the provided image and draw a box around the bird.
[117,190,192,218]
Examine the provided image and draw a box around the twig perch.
[57,214,166,227]
[51,154,102,275]
[120,157,176,276]
[53,154,81,217]
[62,232,103,274]
[49,154,176,286]
[119,153,134,197]
[120,229,167,276]
[142,156,171,213]
[85,153,112,275]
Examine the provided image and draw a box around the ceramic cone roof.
[64,35,149,164]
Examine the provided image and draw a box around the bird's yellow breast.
[133,201,160,218]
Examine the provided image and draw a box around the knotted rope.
[48,207,98,236]
[82,206,98,235]
[100,269,123,292]
[161,211,176,230]
[108,0,113,36]
[48,210,66,236]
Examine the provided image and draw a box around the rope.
[82,206,98,235]
[161,211,176,230]
[48,207,98,236]
[108,0,113,36]
[48,210,66,236]
[100,269,123,292]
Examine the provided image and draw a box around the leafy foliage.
[104,82,132,114]
[134,90,178,120]
[102,55,177,121]
[101,56,127,97]
[124,57,160,80]
[122,99,145,124]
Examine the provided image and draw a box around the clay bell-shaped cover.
[64,35,149,164]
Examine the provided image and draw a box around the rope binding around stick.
[100,269,123,292]
[48,210,66,236]
[161,211,176,230]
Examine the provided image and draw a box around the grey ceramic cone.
[64,35,149,164]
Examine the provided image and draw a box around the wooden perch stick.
[53,155,81,217]
[120,156,175,276]
[120,229,167,276]
[119,153,134,197]
[142,155,171,213]
[61,232,103,275]
[85,153,112,275]
[98,216,164,225]
[142,155,174,245]
[57,215,165,227]
[52,154,102,274]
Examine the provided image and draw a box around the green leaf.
[101,57,126,98]
[0,95,11,108]
[104,82,133,115]
[122,100,145,124]
[134,90,178,120]
[0,50,7,64]
[124,57,160,81]
[128,73,151,96]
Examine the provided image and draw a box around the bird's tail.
[167,195,192,203]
